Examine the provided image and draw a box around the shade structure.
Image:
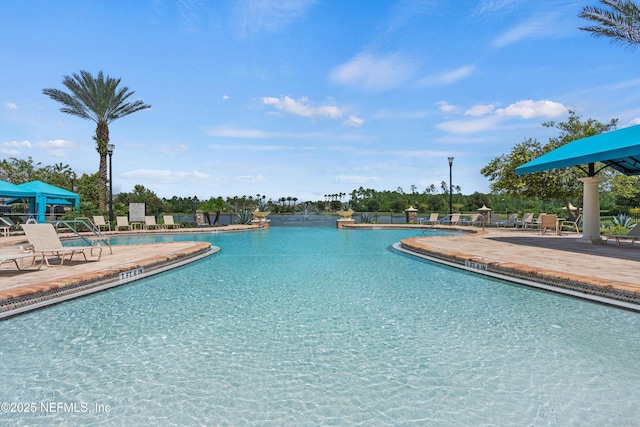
[515,125,640,244]
[0,180,34,199]
[2,180,80,223]
[515,124,640,176]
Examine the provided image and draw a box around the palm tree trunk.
[96,122,110,211]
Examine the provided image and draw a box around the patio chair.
[144,215,161,230]
[561,214,582,236]
[518,213,534,228]
[441,213,461,225]
[115,216,131,231]
[610,223,640,245]
[21,223,102,266]
[488,213,502,227]
[497,213,519,228]
[92,215,111,231]
[539,214,558,235]
[420,212,439,225]
[461,213,482,226]
[163,215,179,229]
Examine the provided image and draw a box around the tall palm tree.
[43,70,151,210]
[579,0,640,49]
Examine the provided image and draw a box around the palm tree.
[579,0,640,49]
[43,70,151,210]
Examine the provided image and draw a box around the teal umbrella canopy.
[516,125,640,176]
[13,180,80,222]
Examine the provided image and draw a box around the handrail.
[49,218,110,248]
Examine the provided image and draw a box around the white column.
[578,176,605,244]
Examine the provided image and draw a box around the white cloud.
[3,140,32,148]
[234,174,266,183]
[262,96,342,119]
[235,0,316,36]
[629,117,640,125]
[6,102,17,109]
[35,139,74,157]
[209,144,288,151]
[222,95,229,100]
[436,101,458,113]
[329,52,418,92]
[496,100,566,119]
[208,126,323,139]
[436,116,501,134]
[121,169,211,184]
[343,115,364,127]
[465,103,496,116]
[420,65,474,86]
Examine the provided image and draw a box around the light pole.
[448,157,454,217]
[107,143,115,223]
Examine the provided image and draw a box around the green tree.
[481,111,617,218]
[115,184,164,214]
[0,157,43,183]
[579,0,640,49]
[43,70,151,210]
[199,197,227,225]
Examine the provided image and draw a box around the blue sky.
[1,0,638,202]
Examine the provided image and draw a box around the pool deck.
[1,223,639,317]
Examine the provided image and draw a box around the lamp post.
[70,172,76,192]
[107,143,115,223]
[448,157,454,216]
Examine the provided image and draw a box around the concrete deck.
[1,223,639,317]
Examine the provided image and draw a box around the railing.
[49,218,112,253]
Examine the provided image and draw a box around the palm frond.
[579,0,640,49]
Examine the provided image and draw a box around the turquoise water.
[1,227,639,426]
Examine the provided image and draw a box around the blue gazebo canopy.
[516,124,640,176]
[0,180,80,223]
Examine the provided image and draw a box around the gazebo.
[516,124,640,244]
[0,180,80,223]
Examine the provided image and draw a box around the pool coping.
[394,234,640,312]
[0,241,217,319]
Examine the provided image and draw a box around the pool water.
[1,228,638,426]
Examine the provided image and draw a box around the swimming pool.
[1,227,638,425]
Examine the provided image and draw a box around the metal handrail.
[49,218,111,249]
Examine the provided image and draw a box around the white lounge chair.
[93,215,111,231]
[163,215,179,229]
[461,213,482,226]
[420,213,439,225]
[0,251,45,270]
[442,213,460,225]
[115,216,131,231]
[144,216,161,230]
[21,223,102,266]
[0,216,15,237]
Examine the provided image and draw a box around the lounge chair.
[115,216,131,231]
[518,213,534,228]
[1,216,16,237]
[441,213,460,225]
[610,223,640,245]
[539,214,559,235]
[163,215,179,229]
[420,213,439,225]
[497,213,519,228]
[21,223,102,266]
[144,215,161,230]
[0,251,45,271]
[92,215,111,231]
[488,213,502,227]
[461,213,482,226]
[561,214,582,236]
